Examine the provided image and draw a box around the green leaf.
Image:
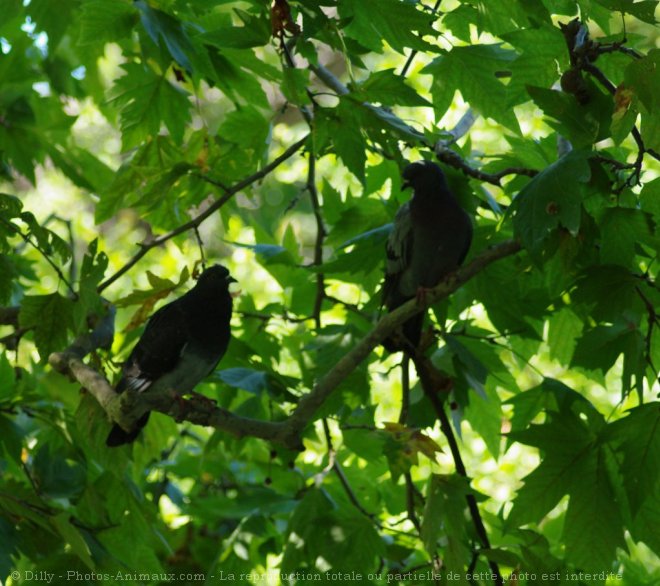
[334,99,367,183]
[19,293,75,358]
[600,208,652,267]
[640,176,660,222]
[110,63,191,147]
[0,254,17,304]
[562,447,626,571]
[27,0,76,49]
[571,265,641,322]
[422,475,472,577]
[321,224,390,277]
[0,353,15,402]
[218,106,271,162]
[78,0,138,46]
[547,307,583,365]
[32,444,87,500]
[339,0,436,54]
[351,69,431,107]
[595,0,659,24]
[422,45,519,131]
[201,10,271,49]
[281,67,310,106]
[508,411,595,527]
[501,25,568,107]
[527,86,603,146]
[135,0,196,71]
[0,517,18,581]
[50,512,95,570]
[607,405,660,516]
[215,367,297,401]
[572,319,642,376]
[512,150,590,255]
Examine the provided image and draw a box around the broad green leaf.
[32,444,87,500]
[640,176,660,221]
[547,307,583,365]
[351,69,432,107]
[512,149,590,255]
[422,45,519,132]
[19,293,75,358]
[50,512,95,570]
[135,0,196,71]
[595,0,659,24]
[527,85,610,146]
[508,411,595,526]
[501,25,568,107]
[215,367,297,401]
[607,405,660,516]
[78,0,138,46]
[339,0,436,54]
[110,63,191,148]
[563,447,626,571]
[0,353,15,401]
[571,265,642,322]
[201,9,271,49]
[600,208,652,268]
[0,516,18,580]
[281,67,310,106]
[422,475,472,579]
[572,319,644,386]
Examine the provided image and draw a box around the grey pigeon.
[106,265,235,446]
[382,160,472,351]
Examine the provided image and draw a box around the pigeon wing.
[382,202,414,309]
[116,301,189,394]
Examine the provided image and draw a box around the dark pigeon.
[382,160,472,352]
[106,265,235,446]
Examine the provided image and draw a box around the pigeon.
[106,265,236,446]
[382,160,472,352]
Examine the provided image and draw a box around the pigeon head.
[402,160,448,194]
[195,265,236,291]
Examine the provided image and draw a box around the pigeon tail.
[106,413,150,447]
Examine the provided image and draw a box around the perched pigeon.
[382,160,472,352]
[106,265,236,446]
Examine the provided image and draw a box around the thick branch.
[98,135,310,292]
[52,240,521,449]
[279,240,521,444]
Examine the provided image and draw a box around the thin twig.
[307,151,326,329]
[413,356,503,586]
[399,0,444,78]
[0,217,77,298]
[97,135,309,292]
[404,472,423,533]
[434,145,538,185]
[321,419,377,521]
[413,357,504,586]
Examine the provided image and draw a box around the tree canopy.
[1,0,659,585]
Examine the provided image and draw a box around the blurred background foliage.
[0,0,659,584]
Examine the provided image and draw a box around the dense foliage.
[1,0,659,584]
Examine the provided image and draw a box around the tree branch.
[51,240,521,450]
[310,62,537,181]
[413,355,503,586]
[97,135,310,292]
